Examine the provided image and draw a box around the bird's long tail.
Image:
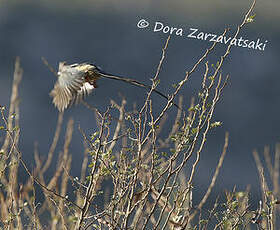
[99,72,181,110]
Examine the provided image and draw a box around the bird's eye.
[57,71,61,76]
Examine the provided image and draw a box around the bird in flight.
[49,62,179,111]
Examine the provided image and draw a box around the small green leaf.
[88,162,95,168]
[154,79,160,86]
[191,127,198,134]
[172,83,178,89]
[246,14,256,23]
[210,121,222,128]
[208,75,215,81]
[90,131,99,141]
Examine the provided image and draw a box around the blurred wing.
[50,63,85,111]
[71,82,95,105]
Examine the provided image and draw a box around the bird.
[49,61,179,112]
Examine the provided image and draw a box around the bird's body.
[50,62,178,111]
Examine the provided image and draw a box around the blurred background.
[0,0,279,208]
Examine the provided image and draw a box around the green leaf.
[154,79,160,86]
[90,131,99,141]
[88,162,95,168]
[210,121,222,128]
[191,127,198,135]
[208,75,215,81]
[246,14,256,23]
[172,83,178,89]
